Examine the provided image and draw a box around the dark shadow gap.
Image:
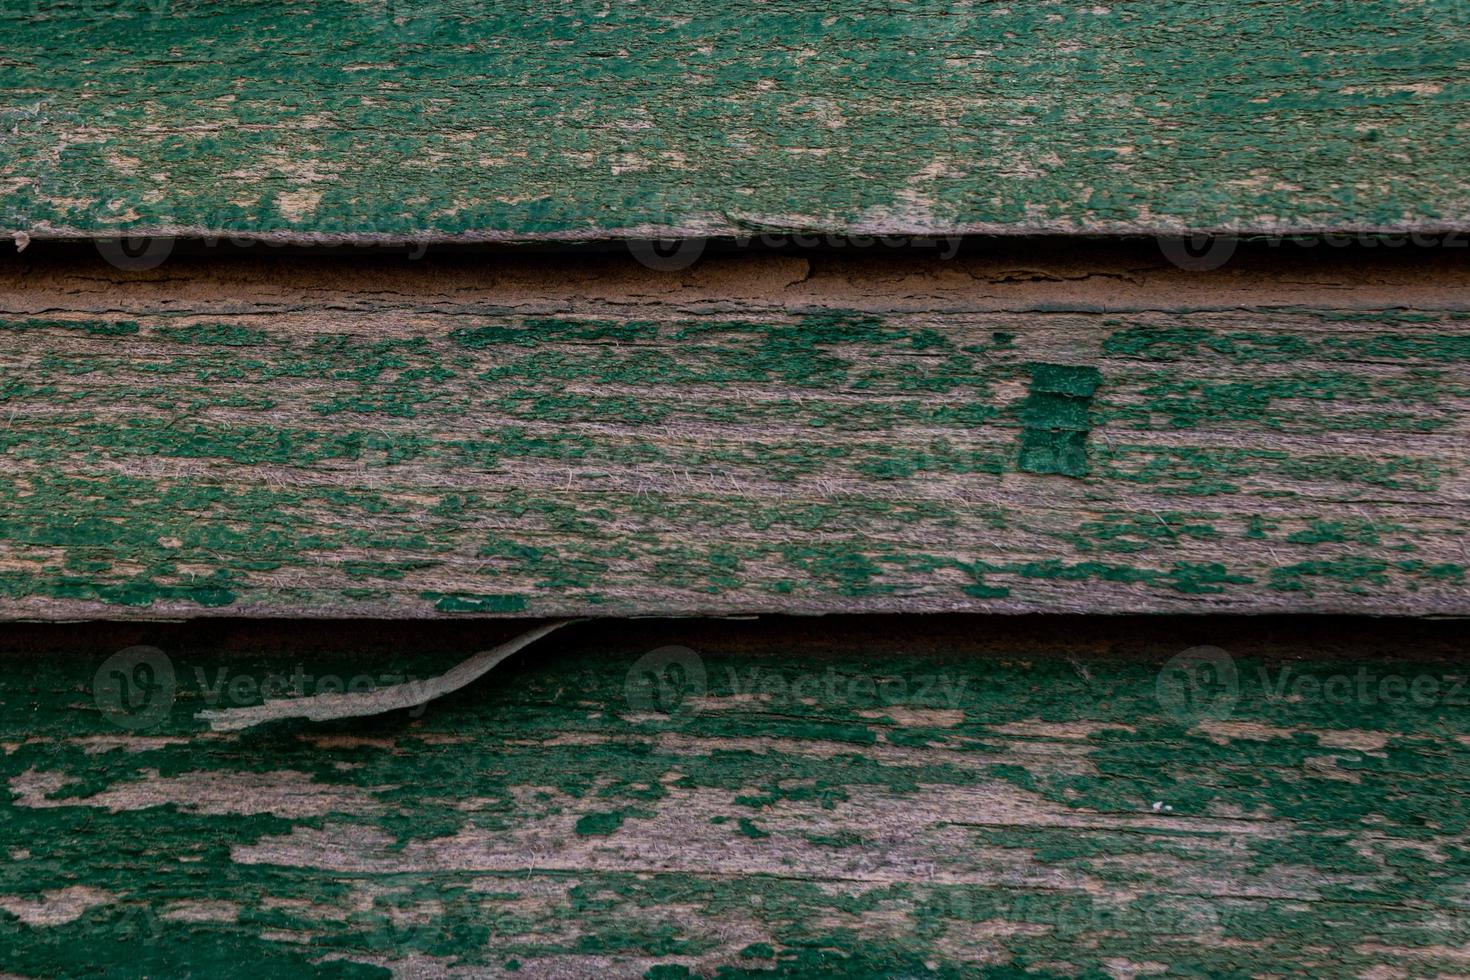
[0,614,1462,663]
[5,233,1469,277]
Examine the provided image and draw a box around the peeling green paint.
[0,307,1462,616]
[1,620,1467,975]
[4,0,1468,237]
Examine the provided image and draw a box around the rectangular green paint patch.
[1019,392,1094,431]
[1019,428,1092,477]
[1017,364,1102,478]
[1027,363,1103,398]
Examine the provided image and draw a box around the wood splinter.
[196,619,578,732]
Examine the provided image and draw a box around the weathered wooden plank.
[2,617,1467,976]
[0,249,1466,619]
[3,0,1469,242]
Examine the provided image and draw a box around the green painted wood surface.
[3,0,1469,241]
[0,250,1466,619]
[2,617,1468,976]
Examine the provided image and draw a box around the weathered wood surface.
[2,616,1468,977]
[4,0,1469,241]
[0,248,1467,619]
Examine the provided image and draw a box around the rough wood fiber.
[2,617,1468,977]
[3,0,1470,241]
[0,249,1467,619]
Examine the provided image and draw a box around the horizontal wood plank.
[0,250,1466,619]
[2,617,1467,976]
[3,0,1469,241]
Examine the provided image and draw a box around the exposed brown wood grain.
[0,246,1466,619]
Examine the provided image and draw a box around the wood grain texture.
[2,617,1468,977]
[0,248,1467,619]
[3,0,1469,241]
